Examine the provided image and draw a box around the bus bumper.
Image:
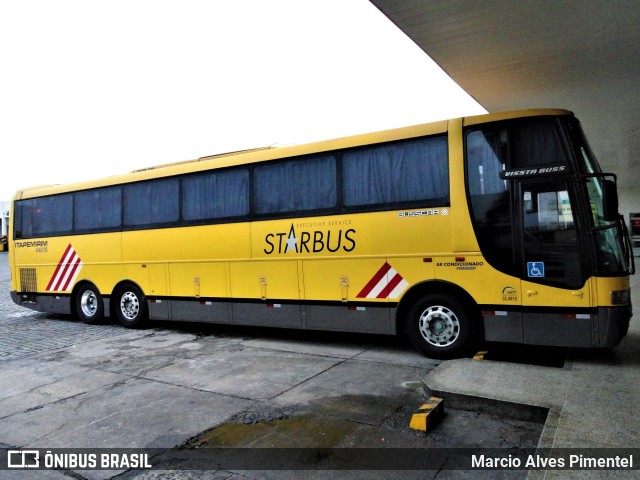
[10,291,71,315]
[483,305,631,348]
[595,305,632,348]
[10,290,20,306]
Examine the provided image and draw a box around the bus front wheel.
[114,284,148,328]
[406,293,477,359]
[74,283,104,325]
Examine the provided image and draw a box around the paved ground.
[0,252,546,479]
[424,269,640,480]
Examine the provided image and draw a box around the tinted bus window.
[15,194,73,238]
[124,178,179,227]
[183,168,249,221]
[254,155,336,214]
[342,136,448,207]
[74,186,122,231]
[510,121,567,168]
[466,129,515,275]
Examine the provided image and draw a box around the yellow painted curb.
[409,397,444,432]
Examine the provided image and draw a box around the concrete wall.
[619,187,640,259]
[619,188,640,229]
[1,201,9,237]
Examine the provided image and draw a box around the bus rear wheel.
[74,283,104,325]
[114,283,148,328]
[406,293,477,359]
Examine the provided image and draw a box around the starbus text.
[264,224,356,254]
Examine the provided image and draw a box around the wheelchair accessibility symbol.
[527,262,545,278]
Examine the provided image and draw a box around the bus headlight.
[610,290,630,305]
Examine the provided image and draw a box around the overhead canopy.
[371,0,640,196]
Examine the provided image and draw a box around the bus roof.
[14,108,572,200]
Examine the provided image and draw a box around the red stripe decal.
[61,256,82,291]
[376,272,403,299]
[53,257,74,291]
[356,262,391,298]
[46,243,73,291]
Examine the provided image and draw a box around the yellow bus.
[8,109,635,358]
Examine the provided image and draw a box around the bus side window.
[466,130,516,276]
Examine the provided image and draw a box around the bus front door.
[517,179,593,347]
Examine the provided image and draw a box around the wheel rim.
[120,291,140,320]
[80,290,98,318]
[418,305,460,347]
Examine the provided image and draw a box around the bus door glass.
[518,179,586,291]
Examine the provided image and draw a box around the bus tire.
[114,283,148,328]
[406,293,477,359]
[74,283,104,325]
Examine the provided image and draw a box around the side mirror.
[603,179,619,221]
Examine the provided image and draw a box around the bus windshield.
[572,125,629,275]
[582,162,628,275]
